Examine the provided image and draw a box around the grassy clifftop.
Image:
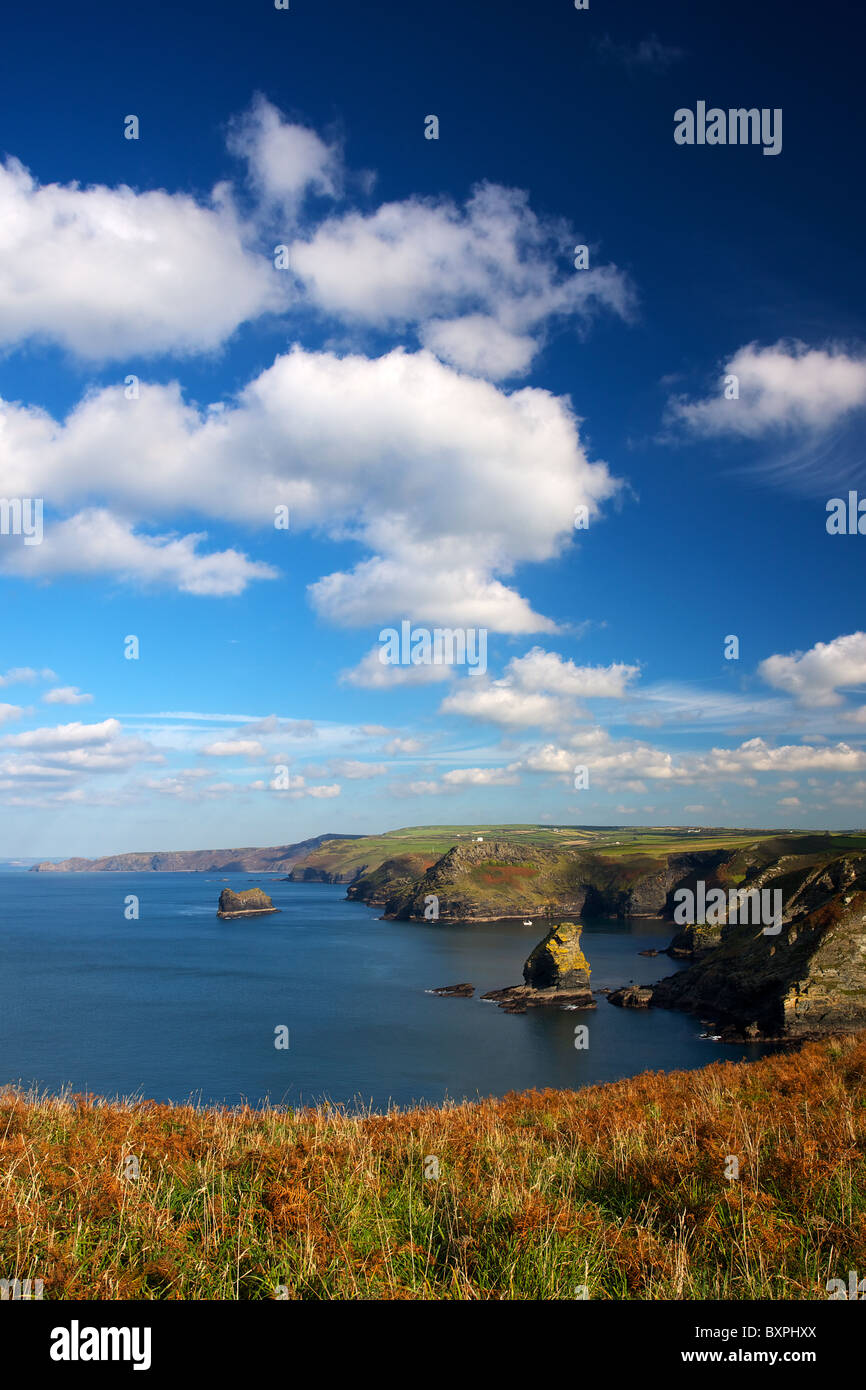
[338,830,866,922]
[288,824,598,881]
[356,840,761,921]
[2,1036,864,1299]
[287,824,796,884]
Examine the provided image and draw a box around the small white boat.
[523,919,533,926]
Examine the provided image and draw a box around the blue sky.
[1,0,865,857]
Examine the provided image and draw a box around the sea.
[0,870,774,1111]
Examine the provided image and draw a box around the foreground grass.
[1,1037,865,1300]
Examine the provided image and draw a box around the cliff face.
[664,848,842,958]
[374,840,737,923]
[345,854,437,905]
[650,855,866,1039]
[288,866,358,884]
[383,840,584,921]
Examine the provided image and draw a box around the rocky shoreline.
[481,983,597,1014]
[389,838,866,1044]
[607,854,866,1042]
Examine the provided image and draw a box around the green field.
[290,823,866,881]
[292,823,594,877]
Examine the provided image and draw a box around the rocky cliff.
[371,839,738,923]
[648,854,866,1040]
[380,839,583,920]
[286,865,359,884]
[345,854,438,904]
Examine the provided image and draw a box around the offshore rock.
[481,984,597,1014]
[608,985,654,1009]
[483,921,595,1013]
[217,887,280,920]
[523,921,592,991]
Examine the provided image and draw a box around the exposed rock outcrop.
[387,840,586,921]
[481,983,597,1014]
[608,985,654,1009]
[216,887,280,920]
[286,864,362,884]
[373,839,742,924]
[346,854,438,905]
[428,983,475,997]
[523,920,592,990]
[483,922,596,1013]
[665,921,726,959]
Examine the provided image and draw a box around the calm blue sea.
[0,871,772,1110]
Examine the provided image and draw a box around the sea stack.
[523,921,593,991]
[482,922,596,1013]
[217,887,280,920]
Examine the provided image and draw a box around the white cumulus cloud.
[289,181,633,380]
[670,341,866,437]
[2,509,278,597]
[0,156,279,359]
[42,686,93,705]
[441,647,638,728]
[759,632,866,707]
[1,348,616,622]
